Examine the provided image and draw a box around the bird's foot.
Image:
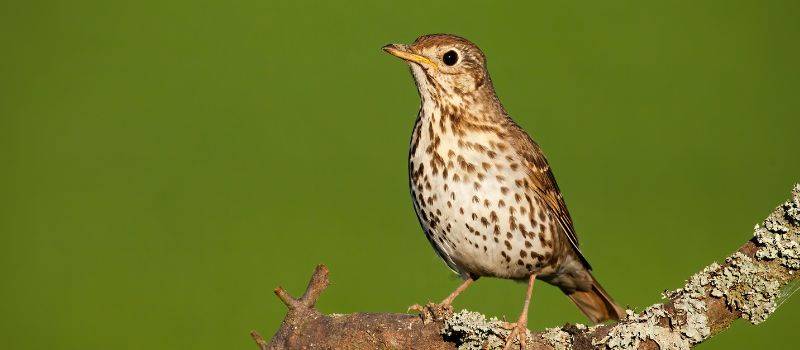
[408,302,454,324]
[501,319,529,350]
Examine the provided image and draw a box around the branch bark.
[253,184,800,349]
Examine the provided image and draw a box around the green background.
[2,1,799,349]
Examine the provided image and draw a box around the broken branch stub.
[272,264,329,311]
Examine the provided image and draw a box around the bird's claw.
[501,320,528,350]
[407,304,425,313]
[407,302,453,323]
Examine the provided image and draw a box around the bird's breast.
[408,113,559,279]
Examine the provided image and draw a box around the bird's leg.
[441,277,474,306]
[409,277,474,322]
[502,274,536,350]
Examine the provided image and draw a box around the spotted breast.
[409,91,571,282]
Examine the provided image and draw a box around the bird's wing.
[506,123,593,270]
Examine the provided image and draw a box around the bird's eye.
[442,50,458,66]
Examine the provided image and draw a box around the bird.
[383,34,625,349]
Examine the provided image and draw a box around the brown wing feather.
[504,121,592,270]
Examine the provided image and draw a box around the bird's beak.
[382,44,438,72]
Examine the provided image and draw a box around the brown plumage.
[383,34,624,349]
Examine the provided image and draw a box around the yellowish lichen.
[441,310,518,349]
[594,304,691,350]
[541,327,572,350]
[754,185,800,270]
[663,263,718,343]
[710,252,781,324]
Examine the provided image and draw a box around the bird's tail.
[565,272,626,323]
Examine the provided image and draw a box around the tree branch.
[253,184,800,349]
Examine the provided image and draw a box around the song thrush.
[383,34,625,349]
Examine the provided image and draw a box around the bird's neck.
[417,87,508,134]
[410,88,512,169]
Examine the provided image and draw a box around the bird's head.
[383,34,492,100]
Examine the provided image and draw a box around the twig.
[250,331,268,350]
